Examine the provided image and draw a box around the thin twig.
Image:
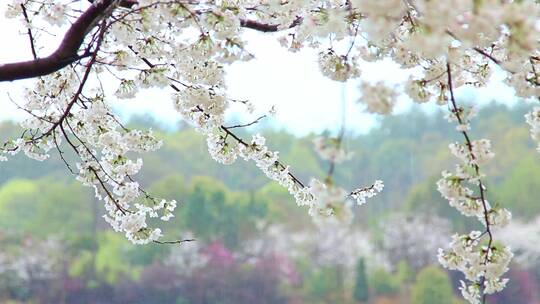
[224,115,266,129]
[153,238,195,244]
[473,47,501,66]
[21,4,38,60]
[129,50,308,189]
[31,22,107,142]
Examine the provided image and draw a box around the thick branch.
[0,0,124,82]
[240,17,303,32]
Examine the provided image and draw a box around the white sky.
[0,6,519,136]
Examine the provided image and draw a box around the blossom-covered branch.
[437,63,512,304]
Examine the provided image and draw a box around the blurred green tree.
[497,156,540,219]
[0,178,93,238]
[411,266,453,304]
[369,268,399,296]
[353,257,369,303]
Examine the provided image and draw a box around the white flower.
[206,131,238,165]
[405,78,431,103]
[525,107,540,152]
[358,82,397,115]
[160,212,174,221]
[121,212,147,234]
[460,281,481,304]
[307,179,348,216]
[449,139,494,166]
[318,51,360,82]
[312,136,352,163]
[350,180,384,205]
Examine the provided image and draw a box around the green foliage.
[396,260,414,285]
[369,268,399,296]
[127,242,169,266]
[281,141,324,181]
[0,178,93,237]
[148,174,186,200]
[452,297,467,304]
[303,266,342,303]
[256,182,309,226]
[69,250,94,278]
[95,232,141,285]
[182,177,237,248]
[353,258,369,302]
[411,266,453,304]
[404,177,477,232]
[497,156,540,219]
[179,176,268,249]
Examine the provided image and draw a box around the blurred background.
[0,102,539,304]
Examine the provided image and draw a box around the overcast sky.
[0,6,519,136]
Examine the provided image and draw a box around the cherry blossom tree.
[1,0,539,303]
[380,213,451,270]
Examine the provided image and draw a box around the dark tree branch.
[0,0,128,82]
[153,238,195,245]
[240,16,303,32]
[473,47,501,66]
[89,0,138,8]
[32,21,107,142]
[0,0,303,82]
[20,4,37,60]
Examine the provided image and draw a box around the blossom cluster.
[381,213,451,270]
[438,233,513,302]
[437,105,512,303]
[318,51,360,82]
[350,180,384,206]
[498,216,540,268]
[312,136,353,163]
[358,82,398,115]
[0,70,177,244]
[311,133,383,218]
[203,125,383,219]
[525,107,540,152]
[0,236,63,282]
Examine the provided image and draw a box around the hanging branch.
[446,62,494,304]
